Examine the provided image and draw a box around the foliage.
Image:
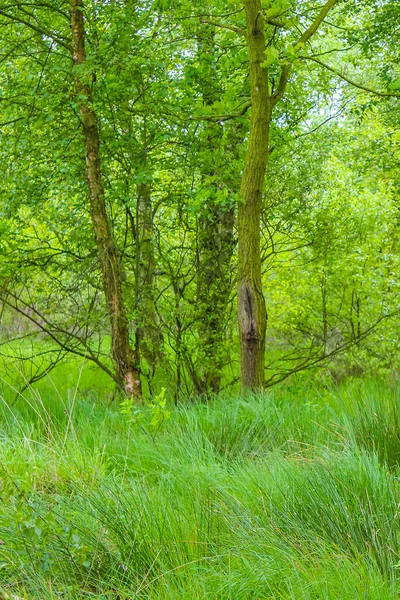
[0,0,398,396]
[120,387,171,439]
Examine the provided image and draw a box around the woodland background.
[0,2,399,598]
[0,0,399,401]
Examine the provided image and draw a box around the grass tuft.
[0,377,399,597]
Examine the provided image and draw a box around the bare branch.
[0,289,120,387]
[264,311,399,388]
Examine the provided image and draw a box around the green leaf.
[261,47,279,68]
[262,0,289,17]
[388,79,400,91]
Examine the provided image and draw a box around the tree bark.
[135,179,162,377]
[70,0,141,398]
[197,198,235,393]
[238,0,338,390]
[195,26,236,394]
[238,0,271,389]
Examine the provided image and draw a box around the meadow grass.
[0,374,399,598]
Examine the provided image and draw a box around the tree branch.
[272,0,340,106]
[0,290,120,387]
[193,101,251,122]
[0,9,72,51]
[15,348,68,401]
[199,18,245,35]
[265,17,287,28]
[264,310,399,388]
[302,55,400,98]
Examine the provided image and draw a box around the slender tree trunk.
[135,178,161,375]
[175,309,182,405]
[238,0,271,389]
[70,0,141,398]
[322,271,328,353]
[237,0,338,390]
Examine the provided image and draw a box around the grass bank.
[0,378,399,598]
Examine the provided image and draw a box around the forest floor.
[0,377,399,598]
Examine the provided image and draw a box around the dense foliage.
[0,1,398,397]
[0,3,399,597]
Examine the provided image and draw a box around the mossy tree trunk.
[239,0,340,390]
[196,26,236,393]
[238,0,271,389]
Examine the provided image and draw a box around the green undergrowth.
[0,378,400,598]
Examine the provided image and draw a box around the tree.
[70,0,141,398]
[0,0,399,399]
[238,0,340,388]
[194,24,236,393]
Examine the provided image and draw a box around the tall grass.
[0,375,399,598]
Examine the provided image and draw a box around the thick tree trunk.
[238,0,339,390]
[238,0,271,389]
[197,200,235,393]
[70,0,141,398]
[195,26,235,394]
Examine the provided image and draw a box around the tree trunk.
[238,0,271,389]
[135,179,162,378]
[70,0,141,398]
[195,26,235,394]
[197,200,235,393]
[238,0,338,389]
